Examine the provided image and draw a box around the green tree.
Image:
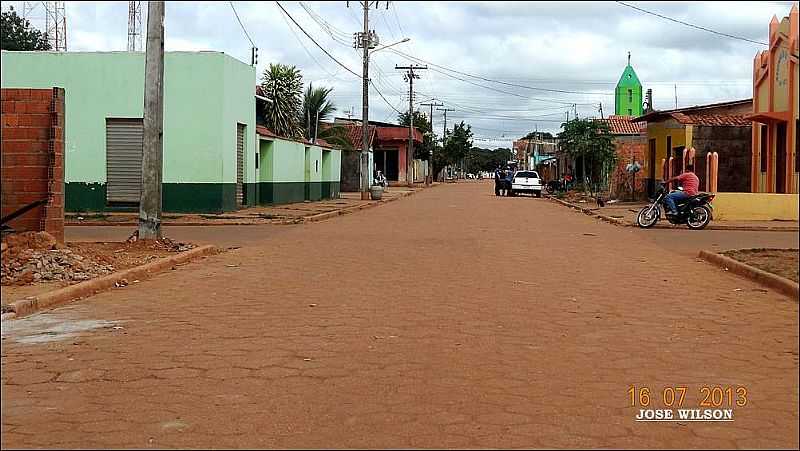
[1,6,51,51]
[464,147,513,174]
[433,121,472,177]
[302,83,336,141]
[558,118,616,193]
[260,63,303,139]
[522,131,554,140]
[398,110,436,161]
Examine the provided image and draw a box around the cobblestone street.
[2,182,798,449]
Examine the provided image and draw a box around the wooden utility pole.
[138,0,165,240]
[396,64,426,187]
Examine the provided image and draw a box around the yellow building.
[634,100,752,196]
[748,4,799,194]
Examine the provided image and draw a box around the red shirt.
[676,172,700,196]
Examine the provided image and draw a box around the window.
[760,125,768,172]
[255,152,259,170]
[628,109,632,116]
[515,171,539,178]
[628,89,632,103]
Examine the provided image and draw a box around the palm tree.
[302,84,337,141]
[260,63,303,139]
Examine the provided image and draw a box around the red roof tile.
[671,113,751,126]
[601,115,644,135]
[256,125,278,138]
[342,124,376,150]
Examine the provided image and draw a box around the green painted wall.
[256,137,339,204]
[1,50,255,212]
[615,63,643,117]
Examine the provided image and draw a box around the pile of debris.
[125,231,195,252]
[1,232,114,285]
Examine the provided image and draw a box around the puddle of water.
[1,311,121,344]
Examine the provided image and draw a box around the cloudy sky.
[5,0,797,148]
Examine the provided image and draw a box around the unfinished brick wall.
[610,135,648,201]
[1,88,65,242]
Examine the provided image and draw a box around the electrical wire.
[615,1,769,46]
[275,1,360,78]
[228,1,255,47]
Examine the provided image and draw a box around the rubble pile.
[1,232,113,285]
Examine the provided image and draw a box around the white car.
[510,170,543,197]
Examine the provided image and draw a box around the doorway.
[776,122,787,193]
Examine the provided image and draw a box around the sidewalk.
[66,186,426,226]
[549,197,800,231]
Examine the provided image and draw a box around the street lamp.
[369,37,410,54]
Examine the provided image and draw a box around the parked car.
[510,170,543,197]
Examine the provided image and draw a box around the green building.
[615,53,643,117]
[1,50,340,213]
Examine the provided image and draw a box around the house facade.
[633,99,753,196]
[1,51,341,212]
[748,4,799,194]
[1,51,256,213]
[601,115,648,200]
[335,118,422,189]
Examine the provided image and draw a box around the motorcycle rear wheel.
[687,206,711,230]
[636,205,660,228]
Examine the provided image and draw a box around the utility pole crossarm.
[396,64,427,186]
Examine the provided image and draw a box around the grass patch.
[722,248,799,283]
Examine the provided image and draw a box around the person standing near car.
[662,163,699,216]
[494,166,503,196]
[504,166,514,196]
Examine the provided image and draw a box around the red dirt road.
[2,182,798,449]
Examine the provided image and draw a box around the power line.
[274,1,360,77]
[387,48,614,96]
[228,1,255,47]
[615,1,769,46]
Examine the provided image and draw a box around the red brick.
[29,90,53,101]
[19,101,51,114]
[2,153,50,167]
[8,166,49,181]
[2,128,28,140]
[1,113,19,128]
[18,113,51,128]
[2,89,30,100]
[1,100,15,113]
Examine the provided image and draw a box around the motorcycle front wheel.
[687,205,711,230]
[636,205,660,228]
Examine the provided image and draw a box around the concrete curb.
[547,196,799,232]
[65,190,429,227]
[697,249,799,300]
[4,244,218,319]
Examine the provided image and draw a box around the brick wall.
[610,135,648,200]
[692,125,752,193]
[1,88,65,242]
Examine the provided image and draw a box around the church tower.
[615,52,643,117]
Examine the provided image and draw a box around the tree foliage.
[260,63,303,139]
[464,147,513,174]
[398,110,435,161]
[432,121,472,177]
[1,7,51,51]
[302,83,336,141]
[558,118,616,190]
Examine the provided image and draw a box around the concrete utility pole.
[420,100,442,184]
[437,107,454,181]
[138,1,165,240]
[396,64,427,187]
[350,1,382,199]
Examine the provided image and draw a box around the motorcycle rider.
[662,163,699,216]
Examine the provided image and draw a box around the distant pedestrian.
[494,167,503,196]
[504,166,514,196]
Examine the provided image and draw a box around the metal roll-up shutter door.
[236,124,245,206]
[106,118,144,203]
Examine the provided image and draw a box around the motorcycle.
[373,171,388,189]
[636,183,714,230]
